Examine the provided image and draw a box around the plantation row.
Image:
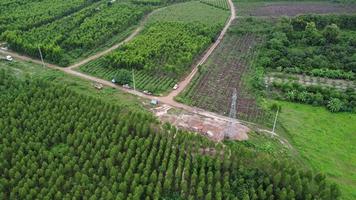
[132,0,188,6]
[257,14,356,80]
[106,22,220,77]
[199,0,229,11]
[176,66,206,105]
[270,80,356,112]
[79,58,177,94]
[0,70,341,199]
[0,0,94,33]
[2,2,148,66]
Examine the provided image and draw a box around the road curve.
[1,0,257,131]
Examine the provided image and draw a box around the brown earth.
[243,2,356,17]
[151,105,249,142]
[181,31,271,124]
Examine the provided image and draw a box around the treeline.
[106,22,220,77]
[271,81,356,112]
[0,70,341,199]
[293,14,356,30]
[1,2,148,66]
[258,14,356,80]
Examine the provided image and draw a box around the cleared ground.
[236,1,356,16]
[178,32,263,118]
[177,17,275,124]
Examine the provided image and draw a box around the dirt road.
[1,0,256,140]
[165,0,236,100]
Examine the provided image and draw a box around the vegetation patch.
[106,22,218,77]
[275,101,356,200]
[255,14,356,112]
[0,0,93,32]
[146,1,229,25]
[78,57,177,95]
[1,2,149,66]
[199,0,229,11]
[0,68,341,200]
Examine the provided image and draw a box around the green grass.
[275,101,356,200]
[0,60,144,110]
[225,131,291,157]
[147,1,229,26]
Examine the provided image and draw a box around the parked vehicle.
[123,84,131,89]
[6,55,13,61]
[173,84,179,90]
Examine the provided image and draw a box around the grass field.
[147,1,229,26]
[276,101,356,200]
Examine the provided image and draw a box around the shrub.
[327,98,343,112]
[323,24,340,43]
[114,69,132,85]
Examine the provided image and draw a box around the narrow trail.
[1,0,274,137]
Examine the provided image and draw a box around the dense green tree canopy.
[0,70,341,199]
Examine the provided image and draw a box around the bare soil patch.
[151,104,250,142]
[241,2,356,17]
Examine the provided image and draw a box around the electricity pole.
[132,68,136,91]
[38,46,45,68]
[272,107,279,134]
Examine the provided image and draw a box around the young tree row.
[106,22,220,78]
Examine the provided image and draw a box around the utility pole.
[132,68,136,91]
[38,46,45,68]
[272,107,279,134]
